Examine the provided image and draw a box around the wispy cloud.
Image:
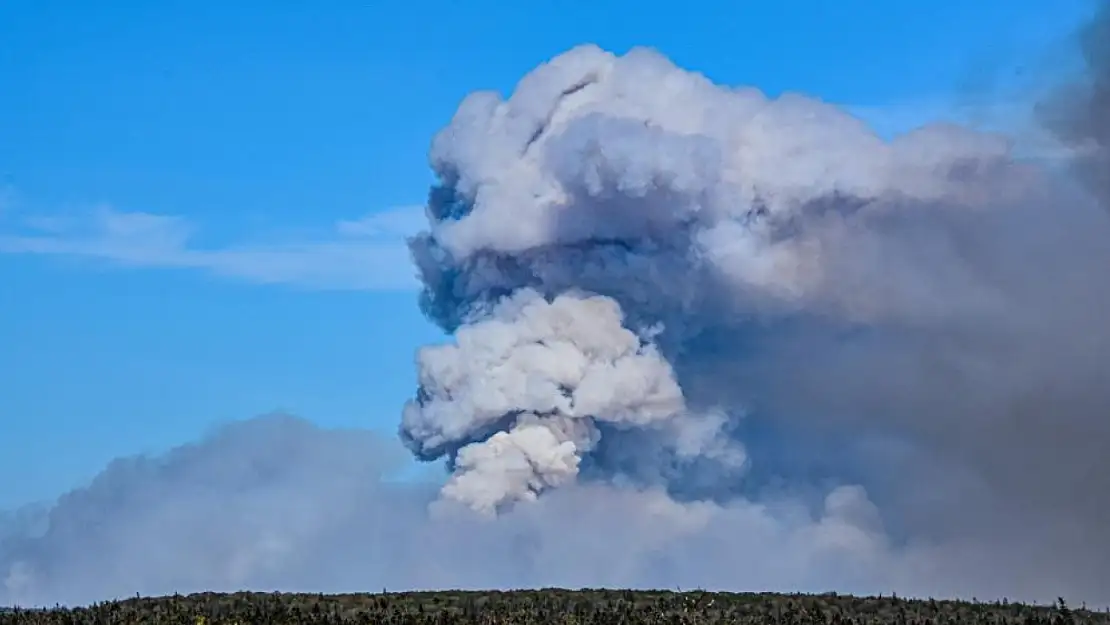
[0,204,429,291]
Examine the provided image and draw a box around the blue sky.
[0,0,1095,509]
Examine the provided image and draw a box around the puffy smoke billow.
[5,36,1110,608]
[400,288,749,514]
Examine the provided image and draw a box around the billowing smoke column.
[398,43,1110,599]
[398,43,1103,516]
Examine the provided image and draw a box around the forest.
[2,589,1107,625]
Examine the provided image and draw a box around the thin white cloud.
[336,205,431,238]
[0,204,428,291]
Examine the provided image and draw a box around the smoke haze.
[1036,0,1109,205]
[5,28,1110,608]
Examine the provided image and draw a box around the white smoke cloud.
[5,40,1110,609]
[402,288,704,512]
[400,43,1110,600]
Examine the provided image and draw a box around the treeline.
[1,589,1107,625]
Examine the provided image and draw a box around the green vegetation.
[2,590,1106,625]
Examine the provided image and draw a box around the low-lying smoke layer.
[4,37,1110,608]
[1,413,1106,608]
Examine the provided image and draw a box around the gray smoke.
[4,42,1110,608]
[1036,0,1109,205]
[401,44,1110,598]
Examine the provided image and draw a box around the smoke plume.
[402,41,1110,599]
[1036,0,1109,204]
[4,39,1110,608]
